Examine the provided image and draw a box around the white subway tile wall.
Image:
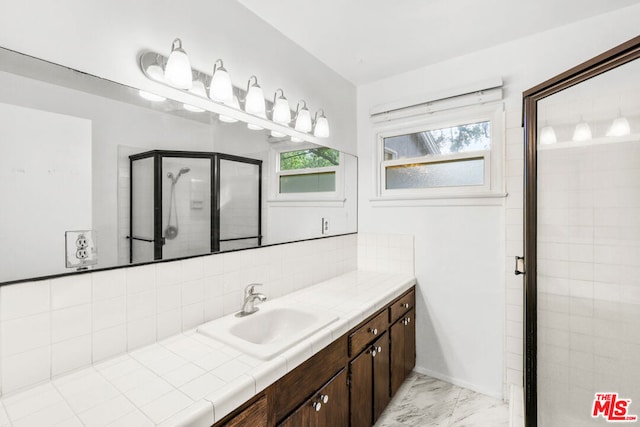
[357,233,415,275]
[0,234,357,395]
[504,108,525,397]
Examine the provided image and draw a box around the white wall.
[357,3,640,398]
[0,0,356,155]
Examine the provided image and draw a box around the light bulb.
[313,110,330,138]
[272,89,291,125]
[244,76,266,117]
[247,123,264,131]
[294,101,312,133]
[572,119,592,142]
[164,38,193,90]
[271,130,286,138]
[539,125,556,145]
[209,59,233,103]
[139,90,166,102]
[291,137,304,143]
[220,96,239,123]
[607,115,631,137]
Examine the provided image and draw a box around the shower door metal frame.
[521,35,640,427]
[128,150,262,263]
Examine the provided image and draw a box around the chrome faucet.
[236,284,267,317]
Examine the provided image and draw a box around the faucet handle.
[244,283,263,296]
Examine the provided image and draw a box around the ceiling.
[235,0,640,85]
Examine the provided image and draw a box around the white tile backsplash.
[0,234,357,398]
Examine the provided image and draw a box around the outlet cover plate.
[65,230,98,269]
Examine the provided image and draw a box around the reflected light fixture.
[209,59,233,103]
[539,121,557,145]
[138,90,166,102]
[272,89,291,125]
[291,137,304,142]
[183,103,205,113]
[220,93,240,123]
[313,109,330,138]
[164,38,193,90]
[606,110,631,137]
[189,79,207,98]
[572,116,592,142]
[294,100,312,133]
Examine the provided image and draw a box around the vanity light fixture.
[572,116,592,142]
[539,121,556,145]
[606,110,631,137]
[138,90,166,102]
[244,76,266,117]
[183,103,205,113]
[294,100,312,133]
[164,38,193,90]
[313,109,330,138]
[209,59,233,103]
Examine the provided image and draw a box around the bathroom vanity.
[214,286,416,427]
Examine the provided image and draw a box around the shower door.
[523,37,640,426]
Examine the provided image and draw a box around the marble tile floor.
[375,372,509,427]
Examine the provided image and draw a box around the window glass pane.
[383,121,491,159]
[385,158,484,189]
[279,172,336,193]
[280,148,340,170]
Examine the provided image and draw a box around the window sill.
[267,198,346,208]
[369,192,507,207]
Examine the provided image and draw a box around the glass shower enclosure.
[128,150,262,263]
[523,37,640,426]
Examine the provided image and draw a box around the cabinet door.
[372,333,390,423]
[390,318,405,397]
[278,369,348,427]
[349,347,373,427]
[318,369,348,427]
[404,308,416,377]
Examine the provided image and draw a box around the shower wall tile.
[0,234,357,397]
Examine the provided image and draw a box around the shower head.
[179,167,191,175]
[167,172,175,180]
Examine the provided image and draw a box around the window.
[275,147,342,198]
[375,104,503,199]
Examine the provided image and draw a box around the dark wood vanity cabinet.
[278,369,348,427]
[212,286,415,427]
[390,308,416,397]
[350,333,391,427]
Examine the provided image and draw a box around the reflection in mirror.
[0,47,357,283]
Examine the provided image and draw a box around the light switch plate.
[65,230,98,269]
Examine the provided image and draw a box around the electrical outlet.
[322,218,329,234]
[65,230,98,269]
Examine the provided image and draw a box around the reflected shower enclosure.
[128,150,262,263]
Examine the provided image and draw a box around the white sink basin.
[196,302,339,360]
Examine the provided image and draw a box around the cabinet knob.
[369,328,378,335]
[376,346,382,353]
[371,348,377,357]
[407,317,411,323]
[402,303,409,308]
[320,394,329,404]
[313,402,322,412]
[402,319,408,326]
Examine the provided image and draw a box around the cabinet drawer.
[349,311,388,357]
[389,289,415,323]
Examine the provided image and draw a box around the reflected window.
[277,148,340,194]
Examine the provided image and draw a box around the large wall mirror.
[0,47,357,284]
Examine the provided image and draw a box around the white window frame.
[374,102,504,201]
[269,143,345,204]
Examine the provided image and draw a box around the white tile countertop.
[0,270,416,427]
